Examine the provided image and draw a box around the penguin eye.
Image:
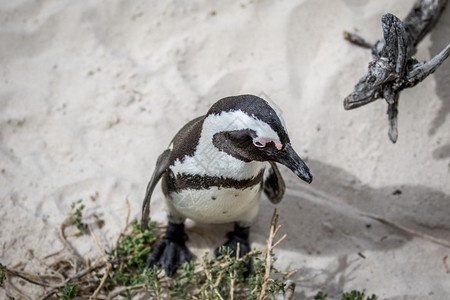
[253,140,266,148]
[253,137,283,150]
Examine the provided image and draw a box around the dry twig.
[364,213,450,248]
[259,209,295,300]
[3,203,295,299]
[59,215,87,269]
[443,256,449,274]
[90,225,112,300]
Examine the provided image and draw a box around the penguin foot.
[215,224,252,276]
[147,222,192,277]
[214,223,251,258]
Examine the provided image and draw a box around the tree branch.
[344,0,449,143]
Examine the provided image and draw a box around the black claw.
[147,222,192,277]
[147,239,166,266]
[178,247,190,264]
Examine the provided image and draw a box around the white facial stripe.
[170,109,276,179]
[171,151,265,179]
[205,110,280,141]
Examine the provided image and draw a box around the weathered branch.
[403,0,448,47]
[344,0,449,143]
[407,43,450,83]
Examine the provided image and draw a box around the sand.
[1,0,449,298]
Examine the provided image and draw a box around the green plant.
[0,199,380,300]
[0,263,6,287]
[102,219,158,290]
[57,283,78,299]
[342,290,377,300]
[70,199,88,235]
[119,288,137,300]
[315,291,328,299]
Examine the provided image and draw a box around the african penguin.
[141,94,312,276]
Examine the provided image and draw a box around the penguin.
[141,94,312,276]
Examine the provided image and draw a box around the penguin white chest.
[168,184,263,224]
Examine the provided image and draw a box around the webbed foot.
[147,222,192,277]
[214,223,251,258]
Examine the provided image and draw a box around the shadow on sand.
[187,158,449,297]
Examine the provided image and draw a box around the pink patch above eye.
[253,137,283,150]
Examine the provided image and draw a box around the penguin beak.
[274,143,313,184]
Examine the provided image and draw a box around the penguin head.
[205,95,312,184]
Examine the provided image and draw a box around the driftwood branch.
[343,0,449,143]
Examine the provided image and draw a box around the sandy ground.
[1,0,449,299]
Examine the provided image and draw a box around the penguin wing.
[263,161,286,204]
[141,149,171,231]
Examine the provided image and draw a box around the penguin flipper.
[141,149,171,231]
[263,162,286,204]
